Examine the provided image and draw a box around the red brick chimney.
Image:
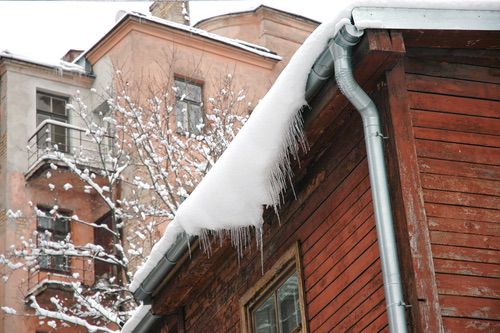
[150,1,190,25]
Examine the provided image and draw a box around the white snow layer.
[0,50,87,74]
[124,0,500,331]
[121,304,151,333]
[1,306,17,315]
[128,4,340,296]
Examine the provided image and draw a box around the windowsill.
[39,268,71,276]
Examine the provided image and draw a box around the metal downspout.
[129,233,193,332]
[331,24,408,333]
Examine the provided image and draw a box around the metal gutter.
[127,233,193,332]
[352,7,500,31]
[332,24,408,332]
[129,310,162,333]
[133,232,193,301]
[126,7,500,333]
[307,23,409,333]
[304,8,500,332]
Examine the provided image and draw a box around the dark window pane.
[54,218,68,234]
[174,79,203,134]
[39,254,50,269]
[176,100,188,131]
[189,104,203,134]
[186,83,202,102]
[36,93,50,112]
[174,80,187,99]
[52,98,67,116]
[36,93,68,154]
[278,273,301,333]
[37,215,53,230]
[254,295,277,333]
[54,255,68,271]
[36,113,50,127]
[37,208,70,273]
[53,125,68,152]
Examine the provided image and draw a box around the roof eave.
[76,12,281,66]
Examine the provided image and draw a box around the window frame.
[36,90,70,153]
[173,76,204,135]
[36,206,72,274]
[240,243,308,333]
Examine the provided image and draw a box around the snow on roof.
[75,11,281,64]
[121,304,151,333]
[127,12,341,297]
[0,50,88,75]
[123,1,500,331]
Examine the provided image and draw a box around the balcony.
[25,256,118,298]
[27,119,114,177]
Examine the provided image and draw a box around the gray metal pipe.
[130,310,162,333]
[133,232,193,302]
[129,233,192,332]
[330,24,408,333]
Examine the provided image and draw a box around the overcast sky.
[0,1,330,63]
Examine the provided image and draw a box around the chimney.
[150,1,190,25]
[61,49,84,63]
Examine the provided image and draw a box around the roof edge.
[75,11,281,66]
[194,4,321,28]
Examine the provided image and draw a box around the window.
[241,244,307,333]
[36,91,69,152]
[37,207,70,273]
[174,78,203,135]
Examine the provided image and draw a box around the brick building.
[0,3,318,332]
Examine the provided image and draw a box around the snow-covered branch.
[1,63,249,330]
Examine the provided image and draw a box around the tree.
[1,67,250,331]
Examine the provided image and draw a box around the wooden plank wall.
[406,57,500,332]
[175,101,388,332]
[300,114,387,332]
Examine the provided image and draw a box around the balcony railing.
[25,256,118,297]
[27,119,115,172]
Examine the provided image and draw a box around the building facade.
[0,4,318,332]
[124,5,500,333]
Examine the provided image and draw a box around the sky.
[0,1,331,63]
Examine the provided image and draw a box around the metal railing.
[27,119,115,171]
[26,256,118,295]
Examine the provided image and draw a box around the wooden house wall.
[154,29,500,333]
[183,111,387,332]
[154,91,389,332]
[401,53,500,332]
[153,29,410,333]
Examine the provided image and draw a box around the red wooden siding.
[407,58,500,332]
[159,104,388,332]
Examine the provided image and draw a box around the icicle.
[256,226,264,275]
[186,233,192,259]
[267,107,308,218]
